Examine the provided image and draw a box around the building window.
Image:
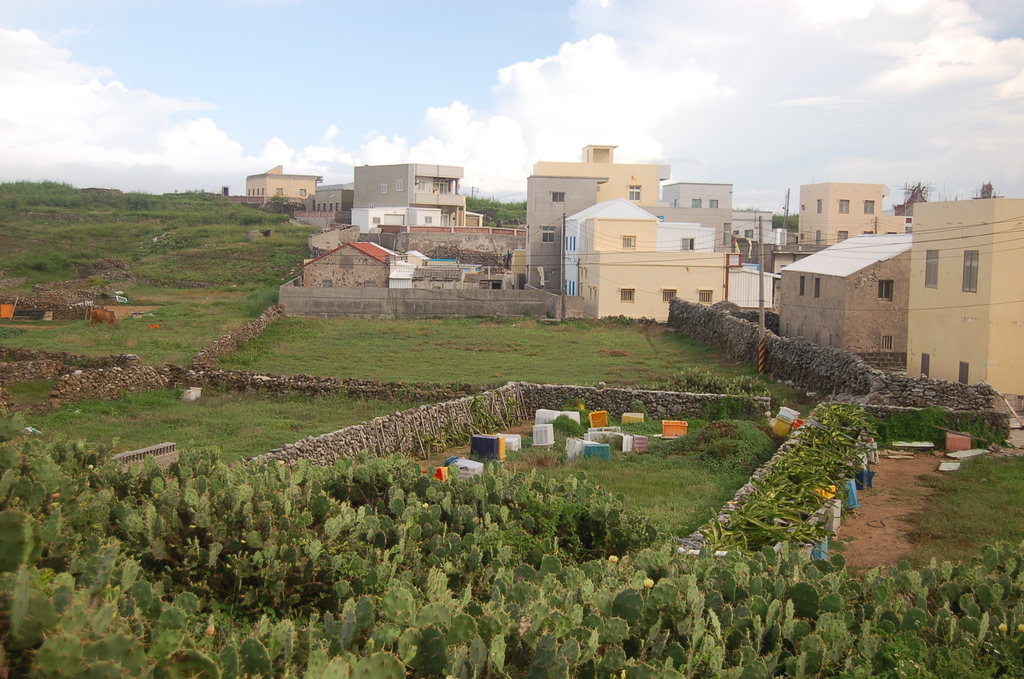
[628,185,641,201]
[959,361,970,384]
[682,238,695,251]
[691,198,702,208]
[878,279,894,301]
[299,189,307,197]
[816,199,823,214]
[837,230,849,242]
[709,199,719,208]
[864,200,875,214]
[839,199,850,214]
[925,249,939,288]
[541,228,555,243]
[880,335,893,351]
[380,184,388,194]
[424,216,433,224]
[662,289,677,303]
[799,275,805,296]
[275,188,284,196]
[744,229,754,239]
[815,230,822,245]
[622,235,636,249]
[814,277,820,298]
[396,180,403,192]
[698,289,713,304]
[372,217,381,225]
[921,353,930,377]
[551,191,565,203]
[620,288,635,303]
[962,250,979,293]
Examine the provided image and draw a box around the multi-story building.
[779,234,912,364]
[526,145,670,290]
[351,164,466,231]
[798,183,903,246]
[245,165,322,202]
[656,183,735,250]
[907,198,1024,397]
[562,198,721,321]
[312,183,354,222]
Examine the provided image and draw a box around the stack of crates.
[470,434,506,461]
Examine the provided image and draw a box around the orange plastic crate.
[662,420,688,438]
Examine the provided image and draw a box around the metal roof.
[780,233,912,277]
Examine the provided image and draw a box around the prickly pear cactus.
[0,412,25,443]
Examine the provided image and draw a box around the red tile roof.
[303,242,392,267]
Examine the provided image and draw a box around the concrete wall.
[367,231,525,256]
[908,199,1024,396]
[526,175,600,290]
[280,285,553,319]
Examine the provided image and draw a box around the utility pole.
[757,214,767,374]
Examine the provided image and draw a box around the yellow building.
[907,198,1024,397]
[246,165,322,202]
[799,183,904,246]
[565,199,722,322]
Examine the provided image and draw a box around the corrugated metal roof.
[780,234,912,277]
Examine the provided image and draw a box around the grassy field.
[218,315,781,391]
[907,455,1024,565]
[0,288,263,365]
[23,388,426,462]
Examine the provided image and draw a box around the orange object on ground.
[589,410,609,428]
[662,420,688,438]
[434,466,449,481]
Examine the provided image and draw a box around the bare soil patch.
[835,452,943,570]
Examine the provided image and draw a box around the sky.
[2,0,1023,211]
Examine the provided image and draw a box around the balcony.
[412,191,465,207]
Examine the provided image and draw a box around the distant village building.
[245,165,322,203]
[301,242,397,289]
[798,183,904,247]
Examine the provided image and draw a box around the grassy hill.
[0,181,312,289]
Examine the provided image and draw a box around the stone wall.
[279,286,552,320]
[50,365,174,403]
[668,299,999,411]
[0,277,27,289]
[862,404,1010,442]
[0,347,138,370]
[513,383,771,420]
[0,360,68,387]
[190,305,285,367]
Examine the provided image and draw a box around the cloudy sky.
[2,0,1023,210]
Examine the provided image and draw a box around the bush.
[551,414,586,439]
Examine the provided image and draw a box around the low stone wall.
[862,404,1010,443]
[258,384,528,465]
[513,383,771,420]
[0,277,27,289]
[190,304,285,367]
[50,365,174,403]
[858,352,908,372]
[0,347,138,370]
[668,299,998,411]
[0,360,68,387]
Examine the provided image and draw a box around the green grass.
[906,456,1024,565]
[218,316,786,390]
[4,380,55,406]
[537,456,749,539]
[24,388,425,463]
[0,290,256,365]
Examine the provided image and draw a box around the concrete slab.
[946,449,987,460]
[938,461,961,472]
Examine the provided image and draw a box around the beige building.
[799,183,903,246]
[907,199,1024,396]
[779,234,912,359]
[526,145,671,290]
[246,165,322,202]
[352,164,467,230]
[563,199,721,322]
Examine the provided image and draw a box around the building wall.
[301,246,388,289]
[907,199,1024,395]
[280,285,553,319]
[579,251,723,322]
[308,226,361,255]
[779,271,847,347]
[526,176,599,290]
[798,183,902,246]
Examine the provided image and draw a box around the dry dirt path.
[835,453,943,570]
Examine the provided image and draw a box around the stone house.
[779,234,912,367]
[301,242,397,288]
